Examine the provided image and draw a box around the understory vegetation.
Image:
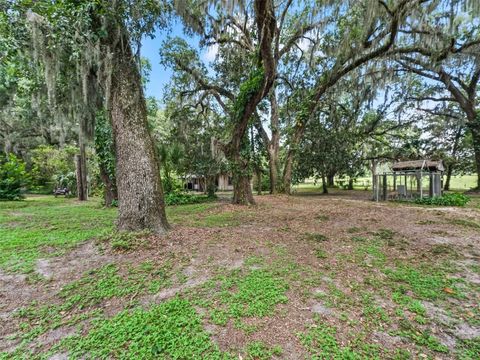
[414,193,471,207]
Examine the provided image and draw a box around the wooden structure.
[184,173,234,192]
[373,160,444,201]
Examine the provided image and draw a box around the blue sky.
[142,21,214,102]
[141,28,173,101]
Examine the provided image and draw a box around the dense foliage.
[30,145,78,192]
[164,191,215,206]
[414,193,471,207]
[0,153,29,200]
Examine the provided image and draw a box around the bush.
[0,154,29,200]
[164,191,214,205]
[414,193,470,207]
[30,145,77,191]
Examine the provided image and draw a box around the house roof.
[392,160,444,172]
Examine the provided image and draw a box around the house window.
[228,176,233,186]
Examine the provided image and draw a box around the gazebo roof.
[392,160,444,172]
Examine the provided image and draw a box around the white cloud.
[298,37,311,52]
[203,44,219,62]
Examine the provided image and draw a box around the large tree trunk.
[232,160,255,205]
[108,31,169,233]
[229,147,255,204]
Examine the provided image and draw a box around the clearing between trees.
[1,191,479,359]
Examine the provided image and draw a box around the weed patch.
[204,269,289,326]
[245,341,282,359]
[384,264,461,300]
[56,297,229,359]
[395,320,448,353]
[298,319,380,359]
[373,228,395,240]
[304,232,328,242]
[315,249,328,259]
[98,230,151,251]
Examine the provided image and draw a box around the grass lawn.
[295,175,478,192]
[1,193,479,359]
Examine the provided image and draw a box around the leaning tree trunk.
[108,31,169,233]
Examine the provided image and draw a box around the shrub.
[30,145,77,191]
[414,193,470,207]
[164,191,215,205]
[0,153,29,200]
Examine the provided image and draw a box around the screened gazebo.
[373,160,444,201]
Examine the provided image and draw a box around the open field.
[296,175,478,192]
[1,192,479,359]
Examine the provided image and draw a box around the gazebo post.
[429,173,433,197]
[419,170,423,198]
[382,174,387,201]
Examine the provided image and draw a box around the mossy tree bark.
[107,29,169,233]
